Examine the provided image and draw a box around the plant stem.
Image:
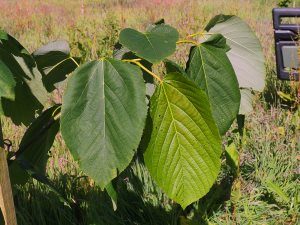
[123,59,162,83]
[186,31,214,38]
[70,57,79,67]
[176,40,198,45]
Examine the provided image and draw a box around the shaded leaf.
[144,73,222,209]
[0,60,16,102]
[0,30,47,125]
[61,59,147,188]
[164,59,186,75]
[9,105,60,185]
[0,208,3,225]
[32,40,79,92]
[119,24,179,64]
[12,157,70,207]
[205,15,265,91]
[105,182,118,211]
[225,142,239,172]
[186,34,240,135]
[113,46,153,84]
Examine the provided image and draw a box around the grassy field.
[0,0,299,224]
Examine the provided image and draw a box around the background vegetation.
[0,0,299,224]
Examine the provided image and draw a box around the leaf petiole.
[186,31,214,38]
[123,59,162,83]
[176,40,198,45]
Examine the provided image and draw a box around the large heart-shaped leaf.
[9,105,60,185]
[119,24,179,64]
[205,15,265,91]
[32,40,79,92]
[0,30,47,125]
[186,34,240,135]
[61,59,147,188]
[144,73,222,209]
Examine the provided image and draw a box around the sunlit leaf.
[186,34,240,135]
[144,73,221,209]
[119,24,179,64]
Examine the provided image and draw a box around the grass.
[0,0,299,224]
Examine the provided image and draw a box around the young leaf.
[9,105,60,185]
[144,73,222,209]
[205,15,265,91]
[61,59,147,188]
[32,40,79,92]
[0,30,47,125]
[186,34,240,135]
[119,24,179,64]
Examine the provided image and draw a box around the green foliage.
[186,34,240,134]
[9,105,60,185]
[68,14,120,62]
[32,40,79,92]
[60,59,147,188]
[144,73,222,209]
[119,24,179,64]
[0,13,266,214]
[0,30,47,125]
[278,0,292,7]
[205,15,265,115]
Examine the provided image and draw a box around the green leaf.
[32,40,79,92]
[105,182,118,211]
[144,73,222,209]
[0,60,16,101]
[119,24,179,64]
[9,105,60,185]
[0,30,47,125]
[205,15,265,91]
[225,142,239,172]
[239,88,254,115]
[61,59,147,188]
[164,59,186,75]
[113,45,153,84]
[186,34,240,135]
